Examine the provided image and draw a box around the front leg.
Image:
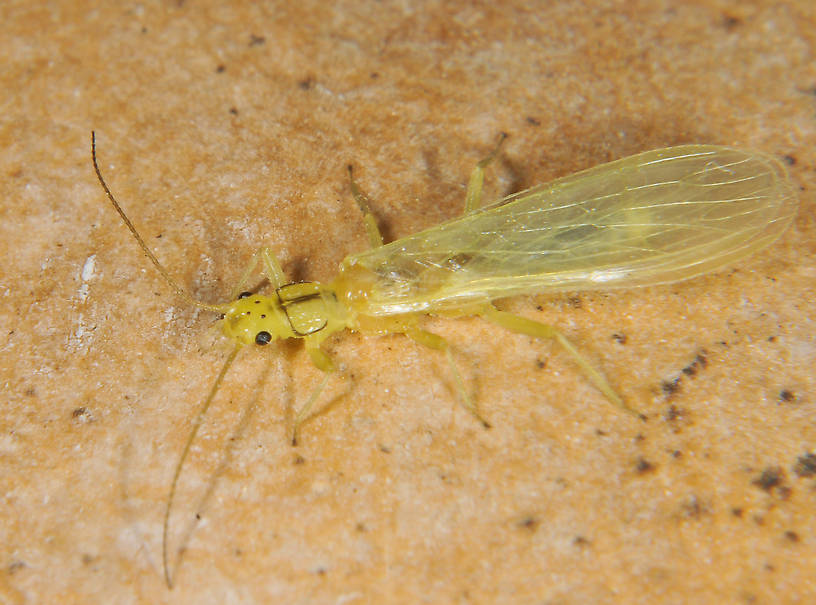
[291,339,337,445]
[229,246,287,300]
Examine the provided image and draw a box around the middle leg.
[407,327,491,428]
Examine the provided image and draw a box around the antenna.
[91,131,223,312]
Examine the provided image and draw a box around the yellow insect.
[90,132,797,587]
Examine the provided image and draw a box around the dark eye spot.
[255,331,272,345]
[238,291,252,299]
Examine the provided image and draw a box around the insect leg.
[407,328,491,428]
[229,247,287,300]
[480,305,640,417]
[463,133,507,214]
[291,341,337,445]
[347,165,384,248]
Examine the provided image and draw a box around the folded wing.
[342,145,798,316]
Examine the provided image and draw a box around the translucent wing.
[340,145,797,316]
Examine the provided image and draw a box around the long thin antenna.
[163,344,242,588]
[91,131,223,312]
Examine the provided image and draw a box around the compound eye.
[237,291,252,299]
[255,331,272,345]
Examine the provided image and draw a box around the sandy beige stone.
[1,1,814,603]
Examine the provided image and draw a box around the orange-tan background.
[1,1,814,603]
